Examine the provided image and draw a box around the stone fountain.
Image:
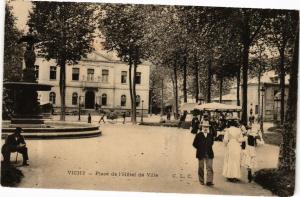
[4,25,52,127]
[2,25,101,139]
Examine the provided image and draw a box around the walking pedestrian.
[191,114,200,134]
[99,112,106,124]
[249,112,255,126]
[241,125,264,182]
[167,110,171,120]
[88,113,92,123]
[222,120,244,182]
[192,122,215,186]
[178,111,187,128]
[122,112,126,124]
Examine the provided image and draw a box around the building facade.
[212,71,289,121]
[34,52,150,114]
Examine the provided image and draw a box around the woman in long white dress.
[222,120,244,182]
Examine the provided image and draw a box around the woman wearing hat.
[222,120,244,182]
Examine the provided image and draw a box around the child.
[241,125,264,182]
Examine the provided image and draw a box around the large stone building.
[212,70,289,121]
[34,51,150,114]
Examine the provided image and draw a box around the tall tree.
[99,4,146,124]
[267,10,297,125]
[278,10,298,172]
[29,1,97,121]
[4,4,23,82]
[143,6,183,119]
[232,9,266,125]
[214,53,240,103]
[212,25,241,103]
[248,43,269,120]
[192,7,234,103]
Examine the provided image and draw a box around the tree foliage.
[266,10,298,125]
[28,1,97,120]
[4,4,23,82]
[99,4,148,124]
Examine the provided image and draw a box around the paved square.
[10,123,278,195]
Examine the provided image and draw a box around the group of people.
[222,121,264,183]
[1,112,264,188]
[191,113,264,186]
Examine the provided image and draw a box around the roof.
[81,51,123,64]
[248,70,289,85]
[231,70,289,89]
[212,94,236,101]
[179,102,242,112]
[81,51,152,68]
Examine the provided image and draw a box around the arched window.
[121,95,126,106]
[136,95,141,107]
[102,94,107,106]
[49,92,56,104]
[72,92,78,105]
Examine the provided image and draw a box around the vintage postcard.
[1,0,299,196]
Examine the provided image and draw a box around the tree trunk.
[194,56,199,102]
[170,73,175,117]
[59,59,66,121]
[257,64,262,119]
[183,53,187,103]
[207,57,212,103]
[236,68,241,106]
[128,56,134,123]
[160,78,164,118]
[278,23,298,171]
[149,89,152,116]
[219,76,223,103]
[241,42,250,125]
[173,61,179,120]
[132,61,137,124]
[279,49,285,125]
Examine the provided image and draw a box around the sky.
[8,0,32,32]
[7,0,295,60]
[7,0,300,32]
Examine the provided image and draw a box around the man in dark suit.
[1,127,29,166]
[193,122,214,186]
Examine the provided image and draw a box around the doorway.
[85,91,95,109]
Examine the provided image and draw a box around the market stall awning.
[179,103,199,112]
[195,102,242,112]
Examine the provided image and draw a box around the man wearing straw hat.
[193,121,215,186]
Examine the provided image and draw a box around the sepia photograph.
[0,0,299,196]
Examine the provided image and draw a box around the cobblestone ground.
[11,120,278,196]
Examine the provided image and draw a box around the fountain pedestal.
[3,26,53,127]
[4,81,53,126]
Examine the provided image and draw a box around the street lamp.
[78,96,83,121]
[274,93,280,124]
[141,100,144,123]
[260,86,265,133]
